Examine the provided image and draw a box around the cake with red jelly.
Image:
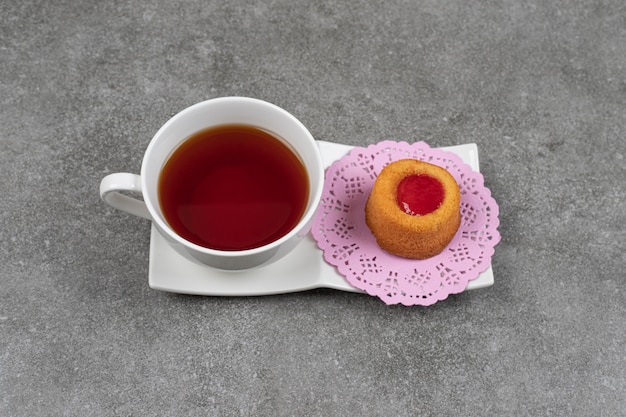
[365,159,461,259]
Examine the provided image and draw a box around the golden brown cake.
[365,159,461,259]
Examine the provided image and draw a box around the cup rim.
[140,96,324,258]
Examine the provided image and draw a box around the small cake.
[365,159,461,259]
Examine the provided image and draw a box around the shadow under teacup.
[100,97,324,270]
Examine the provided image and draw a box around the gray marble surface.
[2,1,625,416]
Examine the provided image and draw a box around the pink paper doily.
[312,141,500,306]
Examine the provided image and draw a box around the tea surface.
[158,124,309,251]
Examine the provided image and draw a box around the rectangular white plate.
[148,141,495,296]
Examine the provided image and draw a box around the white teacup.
[100,97,324,270]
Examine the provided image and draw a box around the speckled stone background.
[1,1,625,416]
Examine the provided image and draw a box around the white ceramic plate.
[148,141,495,296]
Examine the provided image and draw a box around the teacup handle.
[99,173,151,220]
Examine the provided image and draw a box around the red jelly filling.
[396,174,444,216]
